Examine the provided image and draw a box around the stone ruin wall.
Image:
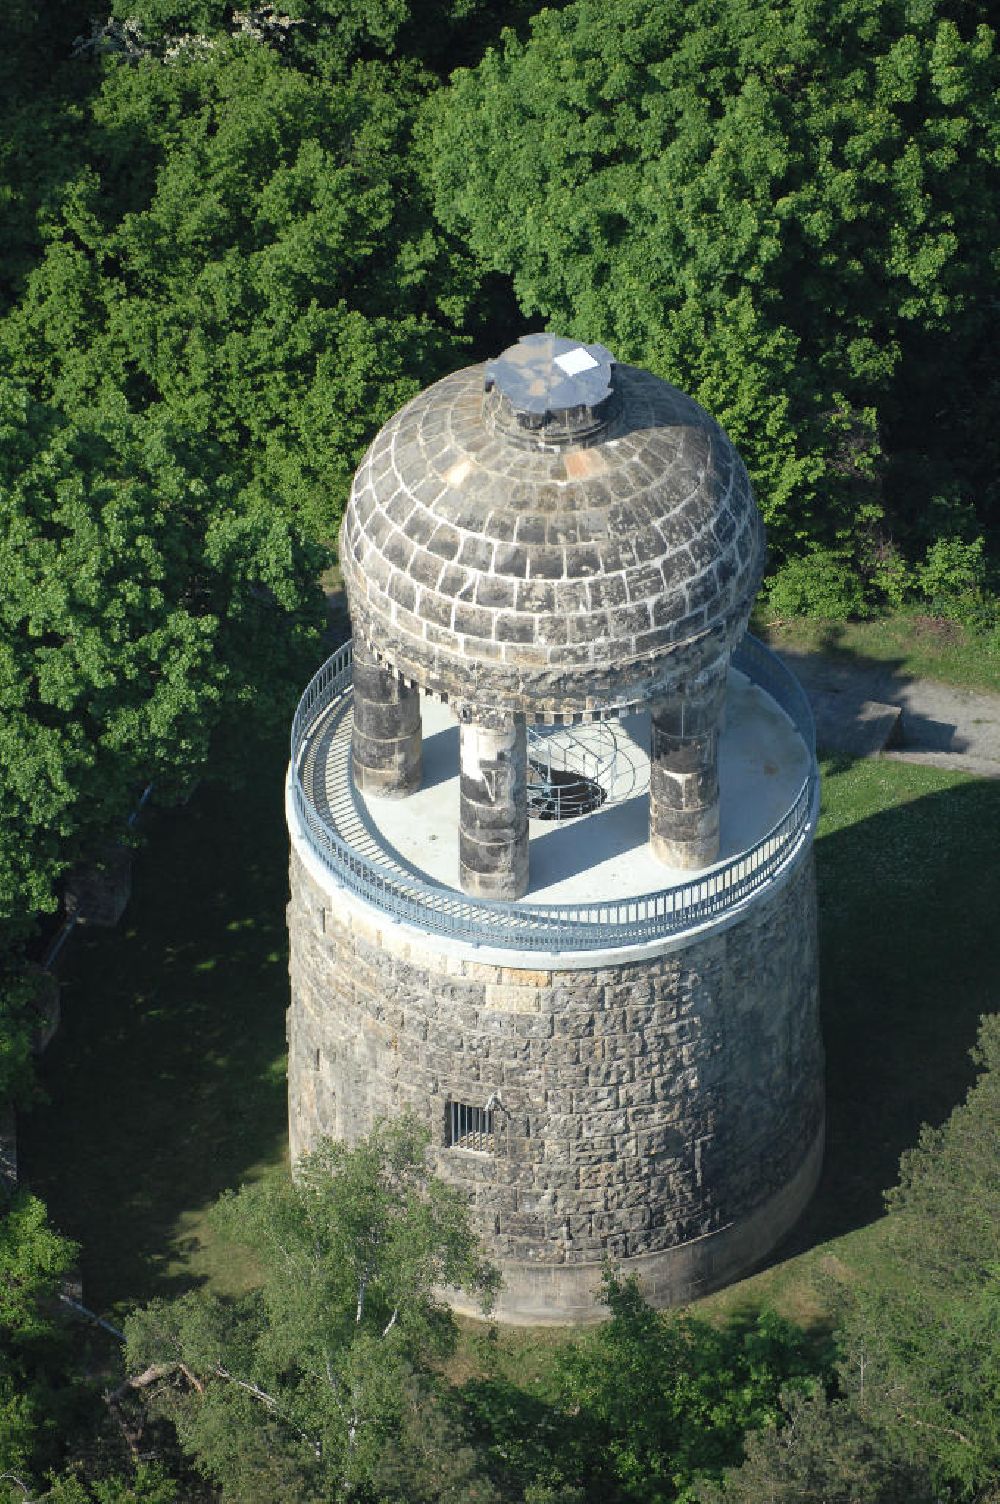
[286,832,824,1321]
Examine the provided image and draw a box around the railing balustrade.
[289,637,818,952]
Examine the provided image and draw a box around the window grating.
[445,1100,494,1153]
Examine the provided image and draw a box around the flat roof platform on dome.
[293,646,813,921]
[352,672,810,904]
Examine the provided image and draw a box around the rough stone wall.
[287,844,823,1313]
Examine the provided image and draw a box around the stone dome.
[340,334,765,723]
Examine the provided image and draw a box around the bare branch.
[106,1362,176,1403]
[214,1364,322,1457]
[179,1362,205,1394]
[897,1411,974,1449]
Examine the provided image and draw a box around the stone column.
[351,637,422,796]
[459,717,528,900]
[649,662,728,869]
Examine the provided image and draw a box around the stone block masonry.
[286,835,823,1323]
[459,719,529,899]
[350,636,421,796]
[340,357,766,726]
[291,335,820,1322]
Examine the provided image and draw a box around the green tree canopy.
[0,1189,79,1483]
[2,33,478,545]
[124,1117,499,1502]
[697,1389,938,1504]
[462,1270,828,1502]
[423,0,1000,579]
[0,381,324,946]
[0,13,483,955]
[835,1013,1000,1499]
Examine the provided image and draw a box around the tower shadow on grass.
[768,764,1000,1266]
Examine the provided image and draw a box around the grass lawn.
[18,738,1000,1347]
[755,607,1000,694]
[18,738,293,1321]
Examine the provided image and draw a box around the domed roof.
[340,335,765,722]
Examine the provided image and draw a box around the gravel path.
[771,645,1000,778]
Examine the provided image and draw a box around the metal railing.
[289,636,818,952]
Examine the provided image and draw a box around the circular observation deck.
[288,635,818,955]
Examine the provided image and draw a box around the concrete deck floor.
[354,669,811,904]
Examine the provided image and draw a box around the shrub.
[766,550,868,620]
[916,536,991,625]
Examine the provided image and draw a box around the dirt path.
[771,644,1000,778]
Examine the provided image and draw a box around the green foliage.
[124,1117,499,1501]
[836,1014,1000,1498]
[862,537,913,611]
[0,1190,78,1480]
[463,1271,828,1502]
[766,548,868,619]
[3,39,474,545]
[106,1,231,38]
[697,1389,938,1503]
[0,381,325,945]
[916,535,992,625]
[423,0,1000,567]
[0,6,484,952]
[31,1463,180,1504]
[0,968,40,1106]
[0,1192,76,1359]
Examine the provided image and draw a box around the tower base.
[286,776,824,1322]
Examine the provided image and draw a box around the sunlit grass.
[755,606,1000,693]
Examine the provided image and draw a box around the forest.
[1,0,998,1499]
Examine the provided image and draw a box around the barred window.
[445,1100,494,1153]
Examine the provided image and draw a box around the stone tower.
[286,334,823,1323]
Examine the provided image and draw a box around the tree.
[0,971,40,1107]
[123,1117,499,1502]
[422,0,1000,591]
[0,381,325,949]
[696,1388,938,1504]
[835,1013,1000,1500]
[2,12,491,959]
[0,1190,79,1484]
[462,1269,829,1502]
[8,1463,181,1504]
[707,1020,1000,1502]
[1,33,477,547]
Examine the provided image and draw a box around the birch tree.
[123,1117,499,1502]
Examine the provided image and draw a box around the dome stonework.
[340,341,765,723]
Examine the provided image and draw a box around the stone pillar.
[459,717,528,900]
[650,662,728,869]
[351,638,421,796]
